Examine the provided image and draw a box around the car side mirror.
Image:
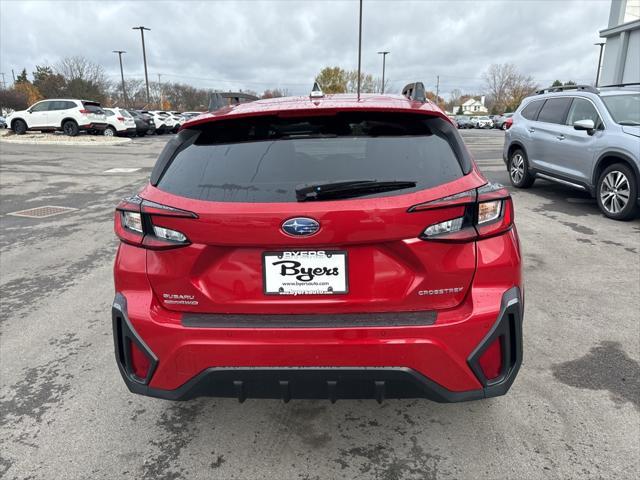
[27,109,33,114]
[573,119,595,135]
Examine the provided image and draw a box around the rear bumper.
[112,287,523,403]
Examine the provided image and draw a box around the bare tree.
[55,56,110,102]
[483,63,537,113]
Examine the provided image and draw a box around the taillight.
[413,183,514,241]
[114,195,196,249]
[79,109,90,114]
[117,116,125,121]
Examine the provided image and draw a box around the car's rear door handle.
[556,134,565,140]
[528,128,535,133]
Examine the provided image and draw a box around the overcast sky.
[0,0,611,98]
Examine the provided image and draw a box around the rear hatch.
[81,101,106,121]
[134,111,486,314]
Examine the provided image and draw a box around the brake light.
[117,116,125,121]
[413,183,514,241]
[79,109,90,114]
[114,195,195,249]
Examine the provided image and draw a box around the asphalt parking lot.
[1,130,638,480]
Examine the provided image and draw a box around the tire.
[596,163,638,220]
[137,131,146,137]
[508,149,535,188]
[104,126,116,137]
[62,120,79,137]
[13,119,27,135]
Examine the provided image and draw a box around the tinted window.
[31,101,50,112]
[566,98,602,128]
[521,100,544,120]
[104,109,115,117]
[156,113,469,203]
[81,102,104,113]
[537,98,572,124]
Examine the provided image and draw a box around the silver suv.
[503,84,639,220]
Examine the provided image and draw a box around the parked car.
[128,110,155,137]
[103,108,137,137]
[181,111,204,120]
[470,116,493,129]
[6,99,107,136]
[139,110,170,134]
[504,83,640,220]
[494,113,514,130]
[0,116,6,128]
[455,116,473,129]
[112,82,523,403]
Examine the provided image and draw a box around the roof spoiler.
[536,84,598,95]
[401,82,426,102]
[208,92,259,112]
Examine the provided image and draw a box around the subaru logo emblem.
[281,217,320,236]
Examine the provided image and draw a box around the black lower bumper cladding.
[112,287,523,403]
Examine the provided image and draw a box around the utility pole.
[594,42,605,87]
[0,73,6,89]
[158,73,163,109]
[113,50,128,107]
[132,26,151,104]
[11,69,16,83]
[377,51,389,94]
[356,0,363,100]
[435,75,440,103]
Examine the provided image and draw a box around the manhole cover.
[103,168,141,173]
[7,206,78,218]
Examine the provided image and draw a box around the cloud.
[0,0,610,97]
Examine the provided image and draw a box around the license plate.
[263,251,348,295]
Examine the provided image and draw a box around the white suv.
[103,108,136,137]
[7,99,107,136]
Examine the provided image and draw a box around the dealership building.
[599,0,640,85]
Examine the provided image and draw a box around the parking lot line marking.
[103,168,141,173]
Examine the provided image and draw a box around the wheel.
[596,163,638,220]
[502,123,508,131]
[508,149,535,188]
[62,120,79,136]
[104,126,116,137]
[12,119,27,135]
[137,131,146,137]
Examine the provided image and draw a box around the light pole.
[377,51,389,94]
[356,0,363,100]
[132,26,151,104]
[113,50,128,107]
[594,42,605,87]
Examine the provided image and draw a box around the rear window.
[520,100,544,120]
[81,102,104,114]
[154,113,469,203]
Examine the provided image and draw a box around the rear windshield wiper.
[296,180,417,202]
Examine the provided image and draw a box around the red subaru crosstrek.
[112,84,523,403]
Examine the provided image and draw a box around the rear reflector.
[478,337,502,380]
[129,340,151,380]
